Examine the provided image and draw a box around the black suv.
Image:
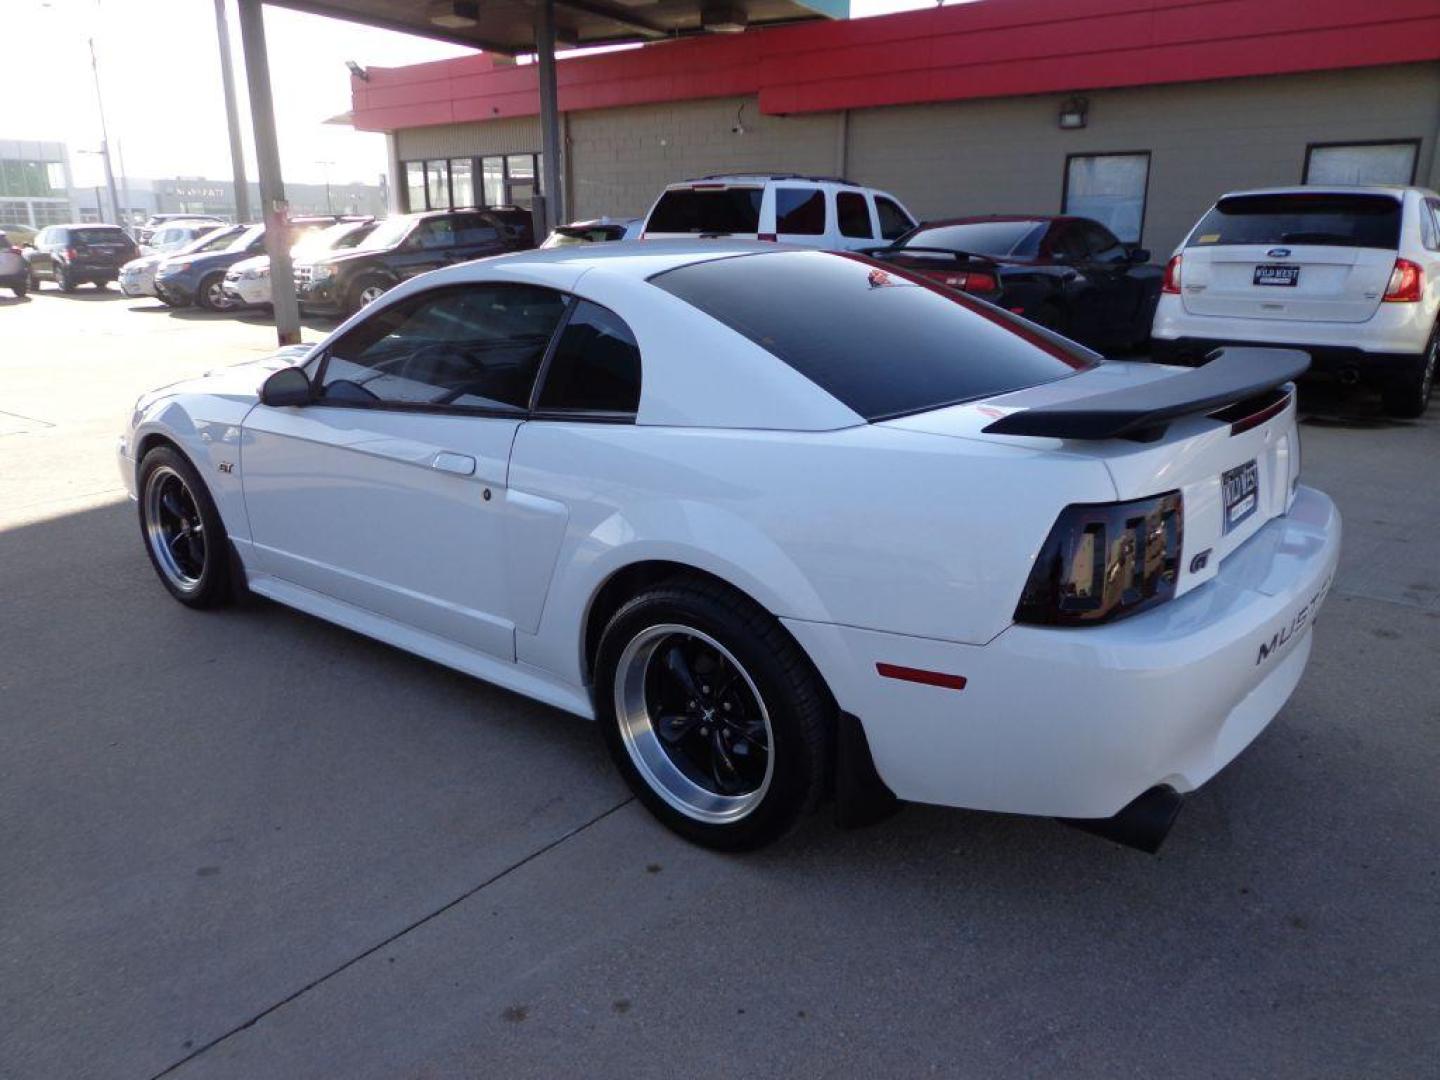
[25,224,139,292]
[294,208,534,316]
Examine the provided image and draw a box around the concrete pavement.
[1,286,1436,1079]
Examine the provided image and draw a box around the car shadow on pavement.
[24,286,129,302]
[1295,379,1414,429]
[0,293,33,306]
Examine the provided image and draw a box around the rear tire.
[594,575,832,851]
[12,280,26,298]
[136,446,233,609]
[1381,326,1437,419]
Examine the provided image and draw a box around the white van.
[641,174,917,251]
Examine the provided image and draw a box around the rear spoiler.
[982,347,1310,441]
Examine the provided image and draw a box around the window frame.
[305,283,638,425]
[400,152,545,212]
[1060,150,1152,245]
[835,190,874,240]
[873,195,914,241]
[1302,139,1420,186]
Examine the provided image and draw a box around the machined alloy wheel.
[199,274,235,311]
[136,446,234,608]
[143,465,208,593]
[358,283,386,307]
[595,576,832,850]
[615,624,775,824]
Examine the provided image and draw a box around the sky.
[2,0,935,190]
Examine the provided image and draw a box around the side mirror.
[1129,247,1151,264]
[259,366,314,407]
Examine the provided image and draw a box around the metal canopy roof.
[265,0,848,55]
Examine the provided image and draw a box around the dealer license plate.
[1253,265,1299,287]
[1222,459,1260,533]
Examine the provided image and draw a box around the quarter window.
[874,196,913,241]
[836,192,873,239]
[536,301,642,415]
[1063,153,1150,243]
[320,285,568,412]
[775,188,826,236]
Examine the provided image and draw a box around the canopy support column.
[534,0,565,232]
[237,0,301,346]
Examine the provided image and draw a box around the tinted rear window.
[1187,193,1402,249]
[647,188,762,234]
[903,221,1045,257]
[651,251,1096,421]
[74,228,131,245]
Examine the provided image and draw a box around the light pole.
[213,0,250,222]
[316,161,335,215]
[87,36,122,225]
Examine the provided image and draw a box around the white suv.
[1152,185,1440,417]
[641,174,916,250]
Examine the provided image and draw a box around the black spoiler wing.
[981,347,1310,441]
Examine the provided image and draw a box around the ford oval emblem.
[1267,247,1291,258]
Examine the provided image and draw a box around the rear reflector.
[875,663,967,691]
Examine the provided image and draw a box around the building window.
[402,153,544,213]
[1063,152,1150,243]
[1304,141,1418,186]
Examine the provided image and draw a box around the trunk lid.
[884,358,1302,597]
[1179,243,1394,323]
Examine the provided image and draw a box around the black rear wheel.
[1381,325,1437,419]
[595,576,832,850]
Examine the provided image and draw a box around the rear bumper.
[1151,336,1424,385]
[784,485,1341,819]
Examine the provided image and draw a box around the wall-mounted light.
[345,60,369,82]
[1058,95,1088,130]
[703,4,748,33]
[429,1,479,30]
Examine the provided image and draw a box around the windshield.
[301,221,373,254]
[647,187,763,234]
[901,220,1045,257]
[183,227,243,255]
[651,250,1097,421]
[74,227,130,245]
[353,216,414,252]
[227,224,264,252]
[1187,193,1403,249]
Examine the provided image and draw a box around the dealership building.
[349,0,1440,257]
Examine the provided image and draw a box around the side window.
[414,217,457,250]
[536,300,641,415]
[1422,199,1440,252]
[874,196,913,241]
[1083,222,1128,263]
[320,284,568,411]
[836,191,873,239]
[774,187,826,236]
[453,212,500,246]
[1049,224,1088,261]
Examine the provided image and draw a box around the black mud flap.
[834,711,902,829]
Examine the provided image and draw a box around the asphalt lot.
[1,284,1437,1080]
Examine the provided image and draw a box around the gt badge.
[218,461,234,474]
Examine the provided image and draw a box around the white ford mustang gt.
[119,242,1341,851]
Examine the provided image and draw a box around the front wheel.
[595,577,832,850]
[196,273,235,312]
[346,275,391,316]
[54,264,74,293]
[1381,327,1437,419]
[137,446,233,608]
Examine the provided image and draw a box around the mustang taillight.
[1015,493,1184,627]
[923,268,998,293]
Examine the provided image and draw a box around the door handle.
[431,451,476,476]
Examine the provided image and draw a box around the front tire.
[12,280,26,298]
[137,446,233,608]
[346,275,391,316]
[595,576,832,850]
[1381,326,1437,419]
[54,264,75,293]
[196,272,234,312]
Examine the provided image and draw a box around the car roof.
[467,238,783,279]
[915,215,1066,228]
[670,174,869,189]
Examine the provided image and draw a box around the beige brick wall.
[390,63,1440,253]
[847,64,1440,257]
[565,97,842,220]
